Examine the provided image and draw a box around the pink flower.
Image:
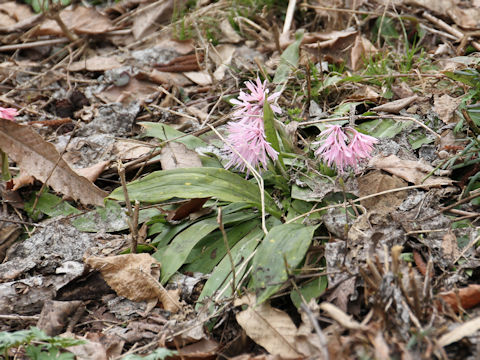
[314,125,378,173]
[225,120,278,176]
[230,77,281,122]
[225,77,280,175]
[0,107,18,120]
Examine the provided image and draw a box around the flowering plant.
[225,77,281,175]
[0,107,18,120]
[314,124,378,173]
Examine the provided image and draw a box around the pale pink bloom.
[314,125,377,173]
[0,107,18,120]
[225,77,280,175]
[230,77,281,122]
[225,120,278,176]
[345,127,378,161]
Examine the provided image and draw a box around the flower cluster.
[314,125,378,173]
[0,107,18,120]
[225,77,281,175]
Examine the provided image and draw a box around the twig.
[282,0,296,35]
[300,302,329,360]
[0,314,39,321]
[117,160,139,253]
[0,38,69,52]
[217,207,236,296]
[423,12,480,51]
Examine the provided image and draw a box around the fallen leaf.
[0,119,108,206]
[75,161,110,183]
[448,6,480,29]
[145,69,192,87]
[170,339,220,360]
[348,85,380,102]
[97,77,159,105]
[433,94,462,123]
[37,300,82,336]
[11,172,35,191]
[86,254,181,313]
[351,35,377,71]
[68,56,123,72]
[438,316,480,347]
[112,140,154,161]
[160,142,202,170]
[167,198,210,221]
[0,1,34,27]
[371,95,419,113]
[132,0,180,40]
[357,171,407,214]
[441,230,460,262]
[235,293,302,359]
[372,331,390,360]
[369,154,453,186]
[35,7,113,36]
[438,284,480,312]
[219,18,242,43]
[183,70,212,86]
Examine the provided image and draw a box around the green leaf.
[30,0,70,13]
[1,150,10,181]
[196,227,264,309]
[290,276,327,308]
[140,122,206,150]
[108,168,281,218]
[408,130,434,149]
[273,29,304,85]
[263,101,281,153]
[443,68,480,89]
[184,219,259,273]
[154,210,257,283]
[357,118,412,138]
[252,223,317,303]
[25,192,81,220]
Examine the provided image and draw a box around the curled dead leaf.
[86,254,181,313]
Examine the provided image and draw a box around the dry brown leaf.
[11,172,35,191]
[160,142,202,170]
[132,0,181,40]
[438,317,480,347]
[75,161,110,183]
[441,230,460,262]
[357,171,407,214]
[86,254,181,313]
[438,284,480,312]
[0,119,108,206]
[0,2,34,26]
[234,293,302,359]
[68,56,123,72]
[219,18,242,43]
[348,86,380,102]
[170,339,220,360]
[112,140,154,161]
[448,6,480,29]
[369,154,453,186]
[303,29,358,66]
[36,7,113,36]
[405,0,457,17]
[97,78,158,105]
[211,44,236,81]
[146,69,192,87]
[433,94,462,123]
[183,70,212,86]
[371,95,418,113]
[350,35,377,71]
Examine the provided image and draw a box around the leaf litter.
[1,0,480,359]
